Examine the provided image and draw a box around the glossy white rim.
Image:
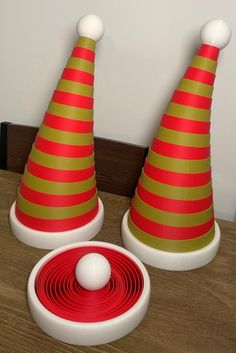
[9,199,104,249]
[122,210,220,271]
[27,241,150,345]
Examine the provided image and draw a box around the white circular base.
[121,210,221,271]
[27,241,150,346]
[9,199,104,250]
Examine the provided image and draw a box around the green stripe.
[66,57,94,74]
[147,150,211,173]
[56,79,94,97]
[133,193,213,227]
[166,103,211,122]
[22,168,96,195]
[17,191,98,219]
[30,145,94,170]
[191,55,217,74]
[140,171,212,200]
[47,102,93,121]
[38,124,93,146]
[177,79,213,98]
[156,126,210,147]
[77,37,96,51]
[128,215,215,252]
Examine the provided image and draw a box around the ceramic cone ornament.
[122,19,231,271]
[27,241,150,345]
[10,15,105,249]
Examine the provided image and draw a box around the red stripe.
[72,47,95,62]
[62,68,94,86]
[151,139,210,160]
[19,182,96,207]
[197,44,220,61]
[130,205,214,240]
[137,183,213,213]
[27,159,95,182]
[184,67,215,85]
[161,114,210,134]
[171,90,212,110]
[144,161,211,187]
[43,113,93,133]
[15,203,99,232]
[35,135,94,158]
[52,90,93,109]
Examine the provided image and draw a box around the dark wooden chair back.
[0,122,148,197]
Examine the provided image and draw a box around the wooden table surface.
[0,170,235,353]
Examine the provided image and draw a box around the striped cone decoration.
[122,19,231,270]
[10,15,105,249]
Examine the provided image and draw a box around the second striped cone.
[10,15,105,249]
[122,19,231,271]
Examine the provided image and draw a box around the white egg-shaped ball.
[75,253,111,291]
[77,14,104,42]
[200,19,231,49]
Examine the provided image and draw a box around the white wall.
[1,0,235,221]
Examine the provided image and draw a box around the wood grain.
[7,123,38,173]
[2,122,148,197]
[0,169,235,353]
[94,136,148,196]
[0,122,10,170]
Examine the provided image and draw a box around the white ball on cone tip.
[77,14,104,42]
[75,253,111,291]
[200,19,231,49]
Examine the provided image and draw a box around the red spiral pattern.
[35,246,144,323]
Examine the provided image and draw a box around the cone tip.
[77,14,104,42]
[200,19,231,49]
